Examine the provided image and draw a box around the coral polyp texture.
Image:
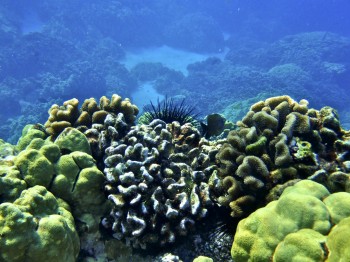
[213,95,350,218]
[102,119,220,249]
[3,125,107,223]
[0,186,80,262]
[231,180,350,262]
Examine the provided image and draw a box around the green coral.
[193,256,214,262]
[0,165,26,203]
[51,151,107,216]
[16,124,47,151]
[273,229,326,262]
[14,145,56,188]
[11,131,107,222]
[326,217,350,262]
[54,127,91,154]
[0,186,80,262]
[231,180,350,262]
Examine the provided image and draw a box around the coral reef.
[44,94,138,139]
[213,95,350,218]
[231,180,350,262]
[1,93,350,261]
[226,32,350,109]
[102,118,220,249]
[0,0,349,259]
[193,256,213,262]
[14,135,107,220]
[0,164,26,203]
[0,185,80,262]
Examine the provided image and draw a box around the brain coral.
[230,180,350,262]
[102,118,221,249]
[213,95,350,217]
[0,186,80,262]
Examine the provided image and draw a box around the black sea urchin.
[138,97,199,126]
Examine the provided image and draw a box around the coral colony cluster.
[1,94,350,261]
[102,118,216,249]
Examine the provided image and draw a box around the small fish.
[201,113,226,139]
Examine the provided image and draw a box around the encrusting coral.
[213,95,350,218]
[230,180,350,262]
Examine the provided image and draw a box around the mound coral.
[213,95,350,217]
[0,164,26,203]
[0,186,80,262]
[231,180,350,262]
[8,131,107,222]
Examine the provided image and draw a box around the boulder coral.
[51,150,107,217]
[11,133,107,222]
[213,95,350,217]
[0,164,26,203]
[0,126,109,260]
[0,186,80,262]
[231,180,350,262]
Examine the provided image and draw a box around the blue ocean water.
[1,0,350,142]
